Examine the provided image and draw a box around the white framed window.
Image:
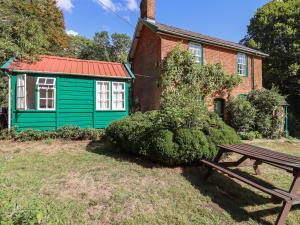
[189,44,203,64]
[37,77,56,110]
[16,74,27,110]
[237,53,247,76]
[112,82,125,111]
[96,81,110,110]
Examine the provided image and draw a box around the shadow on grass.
[182,166,281,225]
[86,141,299,225]
[86,140,161,169]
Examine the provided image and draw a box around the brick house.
[129,0,268,119]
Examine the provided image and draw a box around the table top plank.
[231,145,300,164]
[219,144,300,170]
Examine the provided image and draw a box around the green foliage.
[227,88,286,139]
[238,131,262,141]
[0,126,104,142]
[242,0,300,132]
[227,96,257,132]
[106,110,241,166]
[161,45,242,110]
[0,75,8,108]
[0,0,70,64]
[0,0,70,110]
[66,32,131,63]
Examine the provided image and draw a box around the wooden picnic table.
[201,144,300,225]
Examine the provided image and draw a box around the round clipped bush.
[174,129,209,164]
[106,110,241,166]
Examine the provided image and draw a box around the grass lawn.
[1,139,300,225]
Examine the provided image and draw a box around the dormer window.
[189,44,203,64]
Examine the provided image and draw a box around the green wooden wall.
[11,73,129,131]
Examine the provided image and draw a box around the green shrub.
[248,88,285,139]
[106,110,241,166]
[56,126,104,141]
[174,129,209,163]
[0,126,104,142]
[0,128,17,140]
[238,131,262,140]
[227,88,286,139]
[227,96,256,132]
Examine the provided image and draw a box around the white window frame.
[37,77,56,111]
[189,44,203,64]
[96,81,111,111]
[112,82,126,111]
[237,53,247,76]
[16,74,27,110]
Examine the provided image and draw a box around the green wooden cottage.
[1,55,134,131]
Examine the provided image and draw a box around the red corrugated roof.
[7,55,131,79]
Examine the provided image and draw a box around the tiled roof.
[150,21,268,57]
[3,55,132,79]
[129,19,268,59]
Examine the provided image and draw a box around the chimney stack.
[140,0,155,22]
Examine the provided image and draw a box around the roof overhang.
[129,19,269,61]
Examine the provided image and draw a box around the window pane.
[48,89,55,99]
[40,99,46,108]
[48,100,54,109]
[40,89,46,98]
[46,78,55,85]
[38,78,46,84]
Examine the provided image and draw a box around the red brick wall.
[132,26,161,111]
[132,29,263,113]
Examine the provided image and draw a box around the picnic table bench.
[201,144,300,225]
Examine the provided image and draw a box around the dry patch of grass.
[1,139,300,224]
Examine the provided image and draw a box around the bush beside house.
[227,88,286,140]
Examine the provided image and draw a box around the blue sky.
[57,0,270,43]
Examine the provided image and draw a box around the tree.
[111,33,132,63]
[241,0,300,128]
[161,45,242,109]
[70,32,132,63]
[0,0,70,65]
[160,45,242,128]
[66,35,95,59]
[0,0,70,108]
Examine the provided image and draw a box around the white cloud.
[66,30,79,36]
[57,0,74,12]
[126,0,138,11]
[95,0,138,12]
[96,0,119,12]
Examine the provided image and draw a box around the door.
[214,98,225,120]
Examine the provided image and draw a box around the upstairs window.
[237,53,248,76]
[112,82,125,110]
[37,77,56,110]
[189,44,203,64]
[96,81,110,110]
